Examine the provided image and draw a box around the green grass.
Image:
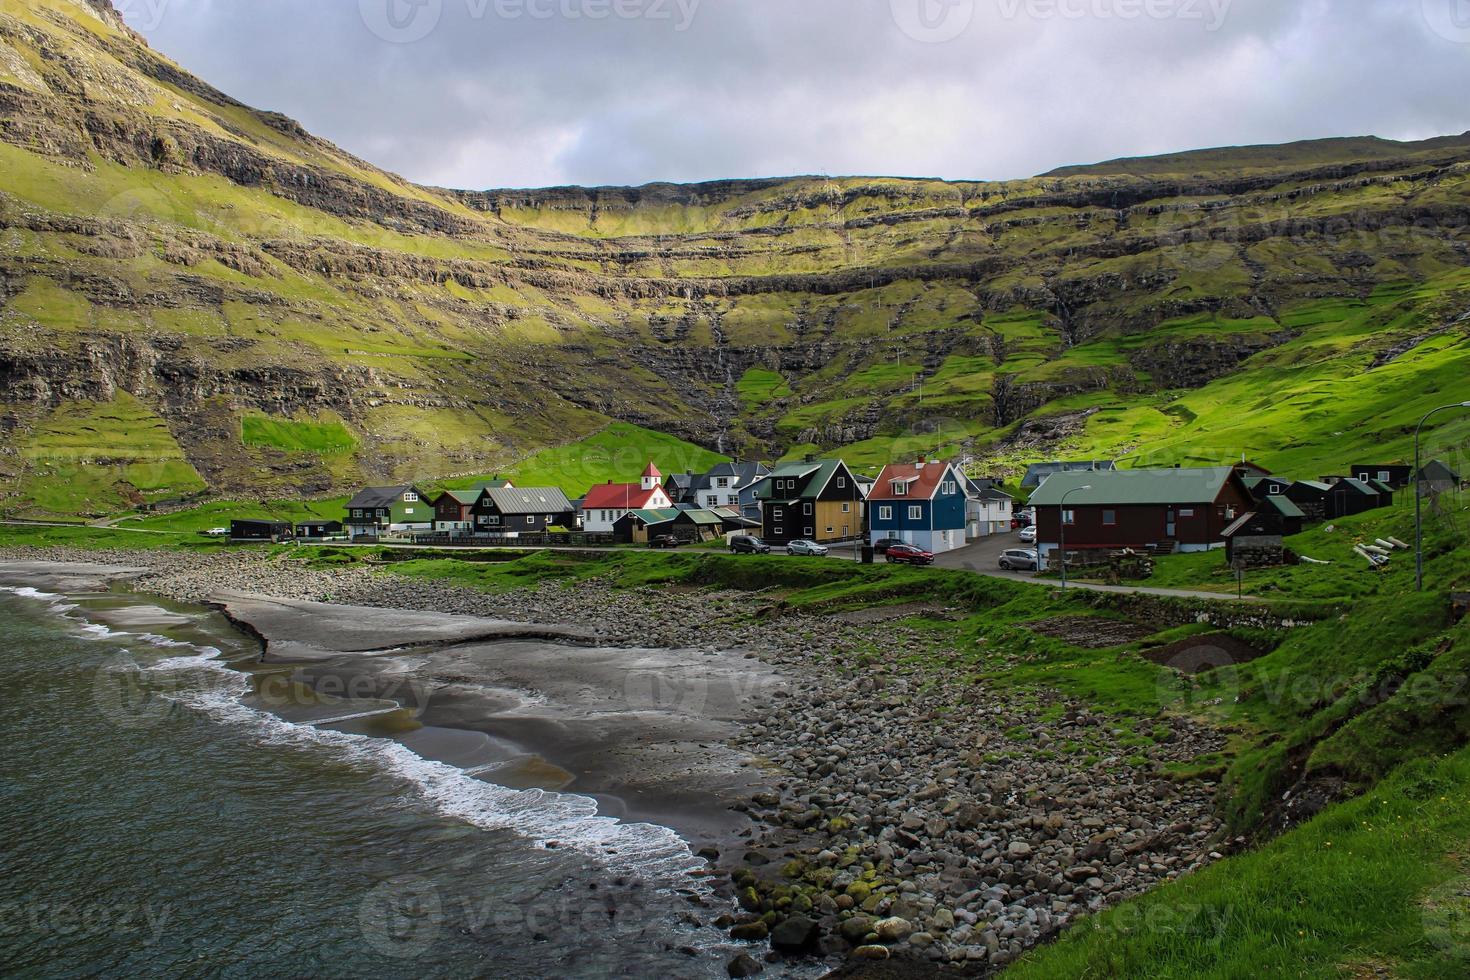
[479,422,729,495]
[735,367,792,411]
[1006,748,1470,978]
[241,413,357,455]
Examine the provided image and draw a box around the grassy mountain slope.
[2,0,1470,517]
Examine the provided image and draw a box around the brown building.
[1029,466,1255,558]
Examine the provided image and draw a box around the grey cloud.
[122,0,1470,189]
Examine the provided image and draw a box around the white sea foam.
[8,588,709,888]
[145,652,706,885]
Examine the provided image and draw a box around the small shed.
[230,520,295,543]
[1418,460,1463,496]
[1261,494,1305,536]
[296,520,344,539]
[1222,511,1285,568]
[669,508,725,542]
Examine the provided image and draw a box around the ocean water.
[0,588,748,978]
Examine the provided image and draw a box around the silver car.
[786,539,830,557]
[998,548,1040,571]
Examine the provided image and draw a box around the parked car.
[885,543,935,566]
[203,527,229,537]
[1018,525,1037,543]
[648,534,682,549]
[728,534,771,554]
[872,537,904,555]
[998,548,1040,571]
[786,539,829,557]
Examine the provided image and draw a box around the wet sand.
[0,560,152,593]
[203,590,781,853]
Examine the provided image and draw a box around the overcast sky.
[117,0,1470,190]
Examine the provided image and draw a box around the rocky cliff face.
[2,0,1470,514]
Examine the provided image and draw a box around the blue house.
[867,460,969,553]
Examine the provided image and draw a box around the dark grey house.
[472,486,575,535]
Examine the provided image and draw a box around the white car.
[1018,525,1037,543]
[786,539,829,557]
[204,527,229,537]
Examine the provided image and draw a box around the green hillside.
[2,0,1469,519]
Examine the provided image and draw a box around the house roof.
[704,461,771,487]
[583,482,666,510]
[1221,511,1259,537]
[346,486,413,509]
[755,460,847,500]
[1021,460,1116,489]
[1420,459,1461,481]
[484,486,572,515]
[435,489,482,506]
[1292,480,1334,493]
[869,461,960,501]
[1028,467,1239,507]
[675,509,725,526]
[965,476,1013,501]
[1337,478,1380,497]
[1263,495,1305,519]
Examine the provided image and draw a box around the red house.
[1029,466,1255,558]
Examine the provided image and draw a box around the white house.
[580,461,672,533]
[694,461,771,511]
[965,477,1014,537]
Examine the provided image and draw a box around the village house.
[693,462,771,512]
[1319,477,1387,518]
[1418,459,1463,496]
[1353,463,1413,490]
[431,489,480,535]
[612,507,681,544]
[1030,466,1255,559]
[295,519,344,540]
[472,486,575,536]
[755,459,863,545]
[964,477,1014,537]
[230,519,294,543]
[1259,494,1306,536]
[1243,475,1294,501]
[344,485,433,539]
[580,462,672,533]
[1283,479,1333,522]
[1222,508,1288,568]
[867,460,969,553]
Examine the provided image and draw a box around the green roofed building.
[1029,466,1255,558]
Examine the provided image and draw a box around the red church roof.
[583,482,664,510]
[642,460,661,479]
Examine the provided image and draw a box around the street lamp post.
[1058,484,1092,589]
[1415,401,1470,591]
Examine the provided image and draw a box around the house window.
[879,506,893,520]
[1102,509,1117,525]
[942,481,955,495]
[353,509,363,518]
[727,495,738,505]
[716,478,729,488]
[837,477,846,489]
[803,503,813,515]
[1378,470,1390,481]
[404,508,414,515]
[841,502,850,513]
[805,526,814,536]
[1063,509,1076,525]
[1180,508,1196,518]
[909,506,922,520]
[826,526,834,534]
[1269,484,1281,495]
[526,515,535,525]
[773,507,784,519]
[403,492,418,503]
[893,482,907,495]
[1225,507,1236,520]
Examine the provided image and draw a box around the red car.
[885,544,935,566]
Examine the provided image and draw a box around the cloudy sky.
[118,0,1470,190]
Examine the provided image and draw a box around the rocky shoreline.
[0,546,1229,976]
